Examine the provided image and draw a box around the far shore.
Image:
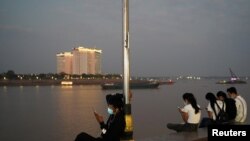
[0,79,152,86]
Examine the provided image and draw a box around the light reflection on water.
[0,80,249,141]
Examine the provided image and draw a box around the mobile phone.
[177,106,181,109]
[92,107,97,113]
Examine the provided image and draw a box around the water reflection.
[54,85,106,140]
[0,80,249,141]
[61,85,73,89]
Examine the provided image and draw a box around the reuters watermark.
[208,125,249,140]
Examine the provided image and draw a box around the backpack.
[215,102,229,124]
[225,99,237,120]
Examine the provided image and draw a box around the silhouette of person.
[74,93,125,141]
[217,91,237,122]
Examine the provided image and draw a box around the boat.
[158,79,175,85]
[61,81,73,85]
[216,68,247,84]
[101,80,160,90]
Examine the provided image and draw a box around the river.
[0,79,249,141]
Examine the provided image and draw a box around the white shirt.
[181,104,201,124]
[235,95,247,122]
[207,100,225,120]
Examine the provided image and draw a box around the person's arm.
[207,111,213,119]
[206,103,214,119]
[94,111,104,123]
[93,111,109,135]
[101,113,125,140]
[235,98,244,122]
[179,108,188,122]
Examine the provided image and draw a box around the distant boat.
[158,79,175,85]
[61,81,73,85]
[216,68,247,84]
[101,80,160,90]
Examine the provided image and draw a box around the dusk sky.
[1,0,250,77]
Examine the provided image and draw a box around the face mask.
[107,107,114,115]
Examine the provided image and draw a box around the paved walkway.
[135,128,207,141]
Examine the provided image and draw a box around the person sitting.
[217,91,237,122]
[227,87,247,123]
[167,93,201,132]
[74,93,125,141]
[199,92,226,128]
[206,92,226,121]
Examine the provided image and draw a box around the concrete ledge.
[136,128,207,141]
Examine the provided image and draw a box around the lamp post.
[122,0,134,140]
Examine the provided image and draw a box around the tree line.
[0,70,122,80]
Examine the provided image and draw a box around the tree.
[6,70,17,80]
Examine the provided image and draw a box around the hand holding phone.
[92,107,104,123]
[177,106,182,112]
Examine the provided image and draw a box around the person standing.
[167,93,201,132]
[227,87,247,123]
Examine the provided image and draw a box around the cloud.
[0,24,33,33]
[0,0,250,76]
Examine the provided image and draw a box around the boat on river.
[158,79,175,85]
[216,68,247,84]
[101,80,160,90]
[61,81,73,85]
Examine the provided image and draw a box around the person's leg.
[199,117,213,128]
[74,132,98,141]
[167,123,184,132]
[183,123,199,132]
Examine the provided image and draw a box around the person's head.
[205,92,217,102]
[183,93,192,104]
[227,87,238,99]
[106,93,124,115]
[216,91,227,101]
[182,93,200,114]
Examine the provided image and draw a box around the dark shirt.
[99,112,125,141]
[225,98,237,121]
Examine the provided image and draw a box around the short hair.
[216,91,227,99]
[227,87,237,94]
[106,93,124,109]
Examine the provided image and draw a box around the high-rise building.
[56,52,73,74]
[56,46,102,75]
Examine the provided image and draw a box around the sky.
[0,0,250,77]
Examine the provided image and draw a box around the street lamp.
[122,0,134,140]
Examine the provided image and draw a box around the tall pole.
[122,0,133,140]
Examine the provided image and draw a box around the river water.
[0,79,249,141]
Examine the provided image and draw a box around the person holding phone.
[167,93,201,132]
[74,93,126,141]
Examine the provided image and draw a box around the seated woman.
[74,93,125,141]
[167,93,201,132]
[199,92,225,128]
[206,92,225,121]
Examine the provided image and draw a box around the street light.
[122,0,134,140]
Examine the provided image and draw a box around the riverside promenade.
[135,128,207,141]
[0,79,162,87]
[0,79,127,86]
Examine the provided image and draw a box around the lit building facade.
[56,52,73,74]
[56,46,102,75]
